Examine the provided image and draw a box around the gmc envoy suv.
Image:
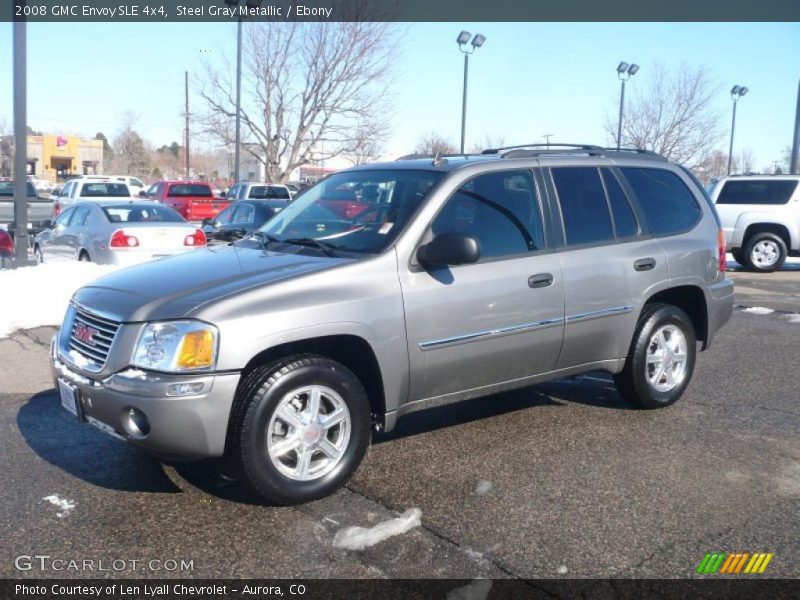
[51,144,734,504]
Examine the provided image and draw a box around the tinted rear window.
[0,181,37,197]
[716,180,798,205]
[249,185,291,200]
[620,168,702,236]
[552,167,614,246]
[80,183,130,197]
[102,204,184,223]
[167,184,213,197]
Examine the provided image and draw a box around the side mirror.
[201,218,212,227]
[41,219,53,229]
[138,190,147,198]
[417,232,481,267]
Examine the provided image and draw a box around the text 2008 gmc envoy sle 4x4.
[51,144,734,504]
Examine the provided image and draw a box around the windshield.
[249,185,291,200]
[102,204,184,223]
[80,183,131,197]
[258,169,443,255]
[168,184,213,197]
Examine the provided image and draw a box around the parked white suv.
[708,175,800,272]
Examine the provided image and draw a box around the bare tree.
[198,21,397,183]
[413,131,457,155]
[111,111,151,176]
[469,134,506,154]
[606,64,723,167]
[343,119,387,166]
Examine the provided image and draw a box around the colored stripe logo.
[696,552,773,574]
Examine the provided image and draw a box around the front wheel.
[229,355,371,505]
[614,303,696,409]
[742,233,786,273]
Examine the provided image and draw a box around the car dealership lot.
[0,270,798,580]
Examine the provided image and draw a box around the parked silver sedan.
[34,201,207,266]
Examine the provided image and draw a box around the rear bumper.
[51,336,240,458]
[704,278,735,349]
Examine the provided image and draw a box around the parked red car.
[0,228,13,258]
[142,181,229,222]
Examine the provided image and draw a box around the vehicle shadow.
[17,390,181,494]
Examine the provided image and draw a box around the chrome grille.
[67,308,120,369]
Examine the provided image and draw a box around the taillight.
[110,229,140,248]
[717,228,726,274]
[184,229,207,246]
[183,205,192,219]
[0,231,13,253]
[53,201,61,217]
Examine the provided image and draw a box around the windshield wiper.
[251,231,282,247]
[282,237,340,257]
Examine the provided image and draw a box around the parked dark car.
[201,199,289,244]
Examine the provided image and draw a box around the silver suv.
[708,175,800,272]
[51,144,734,504]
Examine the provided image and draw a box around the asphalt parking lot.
[0,266,798,580]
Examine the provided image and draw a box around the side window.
[716,180,798,205]
[601,169,639,238]
[620,168,702,236]
[232,203,255,224]
[215,204,235,226]
[71,206,90,227]
[431,170,544,260]
[552,167,614,246]
[55,207,75,227]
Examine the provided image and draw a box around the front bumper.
[51,336,240,458]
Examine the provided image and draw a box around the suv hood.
[72,245,350,322]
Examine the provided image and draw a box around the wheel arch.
[734,214,797,250]
[643,285,708,349]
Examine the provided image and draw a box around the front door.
[400,169,565,403]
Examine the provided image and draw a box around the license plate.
[58,378,82,420]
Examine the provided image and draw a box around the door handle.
[634,258,656,271]
[528,273,553,288]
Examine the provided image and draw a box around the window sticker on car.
[379,222,394,235]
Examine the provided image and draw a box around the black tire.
[614,303,696,409]
[78,250,90,262]
[741,232,787,273]
[33,244,43,263]
[228,354,371,505]
[730,249,744,266]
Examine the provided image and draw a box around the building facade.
[0,135,104,183]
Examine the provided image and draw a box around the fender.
[731,211,798,249]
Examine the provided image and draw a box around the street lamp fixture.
[615,61,639,150]
[457,31,487,154]
[728,84,749,175]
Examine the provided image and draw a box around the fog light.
[121,407,150,439]
[166,382,205,396]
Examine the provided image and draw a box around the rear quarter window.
[716,180,798,205]
[620,168,702,236]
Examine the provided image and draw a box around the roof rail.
[395,152,479,161]
[481,143,668,161]
[481,143,603,155]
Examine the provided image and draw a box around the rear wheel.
[614,303,696,409]
[33,244,44,263]
[742,233,786,272]
[78,250,90,262]
[228,355,371,505]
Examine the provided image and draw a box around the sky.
[1,21,798,172]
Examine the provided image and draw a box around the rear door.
[43,206,76,260]
[547,166,668,368]
[60,205,91,260]
[400,168,565,402]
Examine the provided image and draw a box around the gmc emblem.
[74,323,99,347]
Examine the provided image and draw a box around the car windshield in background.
[80,183,131,197]
[258,169,443,255]
[102,204,185,223]
[249,185,291,200]
[0,181,38,197]
[168,184,213,197]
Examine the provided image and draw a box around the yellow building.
[25,135,104,183]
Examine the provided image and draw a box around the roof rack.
[395,153,478,161]
[481,143,668,161]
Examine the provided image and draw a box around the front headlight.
[132,321,219,372]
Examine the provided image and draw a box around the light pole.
[224,0,263,183]
[727,85,749,175]
[616,61,639,150]
[543,133,554,148]
[457,31,486,154]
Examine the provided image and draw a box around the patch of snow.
[116,368,147,380]
[464,547,484,560]
[474,480,494,496]
[332,507,421,551]
[741,306,774,315]
[785,314,800,324]
[0,262,119,338]
[557,565,569,574]
[447,579,492,600]
[43,494,76,518]
[67,350,93,369]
